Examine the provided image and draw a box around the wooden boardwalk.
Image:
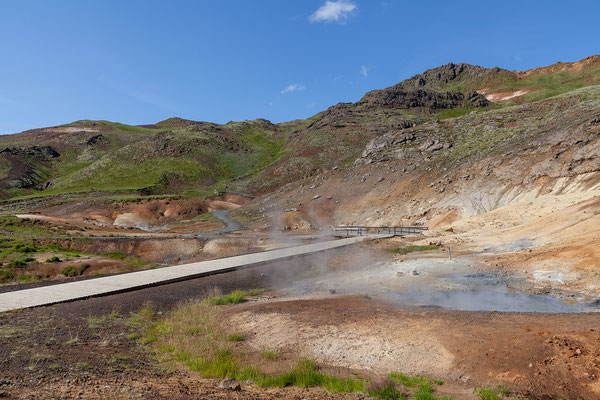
[332,225,427,237]
[0,236,381,313]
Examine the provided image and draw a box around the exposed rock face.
[399,63,491,90]
[0,145,59,160]
[360,88,489,110]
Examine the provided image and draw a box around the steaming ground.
[265,245,599,313]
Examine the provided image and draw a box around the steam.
[262,248,598,314]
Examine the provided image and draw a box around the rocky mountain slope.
[0,55,598,215]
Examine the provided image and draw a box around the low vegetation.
[128,289,453,398]
[205,289,267,305]
[60,264,89,277]
[476,386,511,400]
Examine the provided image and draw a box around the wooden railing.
[332,225,428,237]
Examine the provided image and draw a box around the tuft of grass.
[387,373,448,400]
[0,325,22,338]
[141,334,157,344]
[126,302,155,328]
[127,333,139,340]
[476,387,500,400]
[65,335,79,345]
[87,315,107,329]
[0,269,13,282]
[357,293,372,300]
[46,256,61,263]
[389,245,438,255]
[18,274,40,283]
[227,334,244,342]
[368,379,406,399]
[102,252,127,260]
[260,350,279,360]
[74,361,92,371]
[388,373,443,387]
[205,289,267,305]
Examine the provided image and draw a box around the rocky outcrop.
[399,63,494,90]
[360,88,489,110]
[0,145,59,160]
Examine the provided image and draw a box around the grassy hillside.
[0,55,598,203]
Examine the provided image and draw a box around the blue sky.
[0,0,598,134]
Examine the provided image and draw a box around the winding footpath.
[0,235,380,313]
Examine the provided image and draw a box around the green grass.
[0,215,64,236]
[387,373,449,400]
[7,257,35,268]
[368,380,406,399]
[227,334,244,342]
[388,373,443,387]
[18,274,40,283]
[0,269,13,282]
[185,353,365,393]
[205,289,267,305]
[102,252,127,260]
[46,256,61,263]
[476,387,499,400]
[389,245,438,255]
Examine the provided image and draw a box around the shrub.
[18,274,38,283]
[7,258,31,268]
[0,269,13,282]
[227,334,244,342]
[14,244,37,253]
[61,263,89,277]
[46,256,61,263]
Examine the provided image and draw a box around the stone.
[219,378,241,391]
[377,177,384,182]
[312,195,321,200]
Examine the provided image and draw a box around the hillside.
[0,54,598,206]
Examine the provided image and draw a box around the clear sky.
[1,0,598,134]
